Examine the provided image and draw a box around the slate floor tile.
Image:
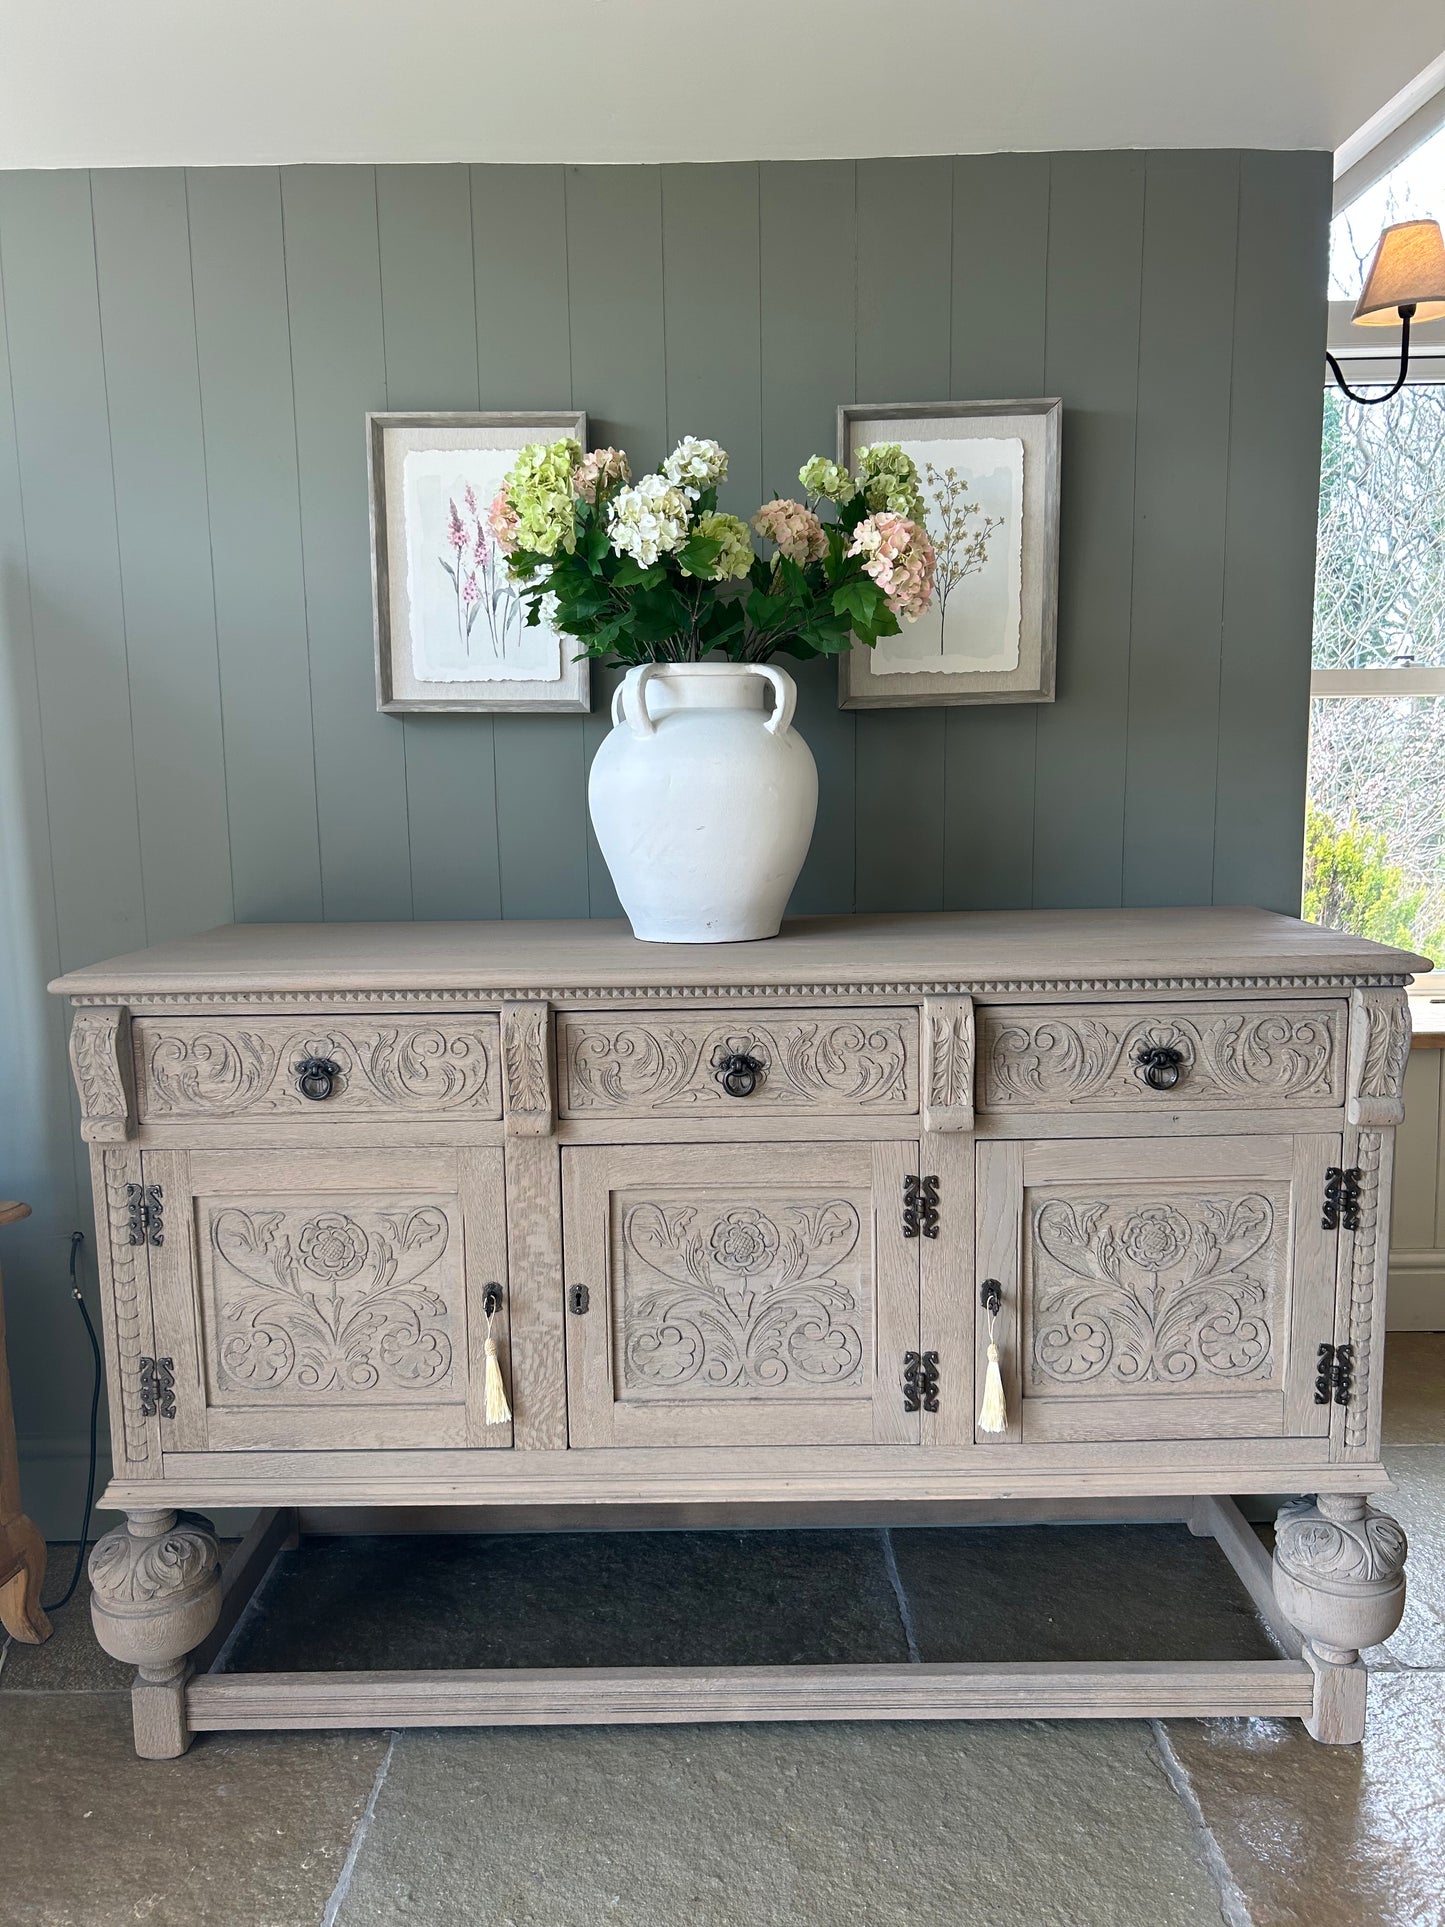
[1163,1669,1445,1927]
[331,1720,1226,1927]
[0,1691,385,1927]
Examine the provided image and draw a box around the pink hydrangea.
[846,512,936,622]
[487,487,520,557]
[751,498,827,567]
[573,446,631,504]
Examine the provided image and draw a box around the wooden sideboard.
[51,909,1425,1755]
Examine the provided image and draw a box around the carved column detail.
[88,1508,222,1758]
[1348,988,1409,1127]
[502,1001,554,1137]
[102,1148,152,1468]
[69,1007,135,1141]
[923,997,974,1133]
[1273,1493,1407,1667]
[1344,1129,1385,1451]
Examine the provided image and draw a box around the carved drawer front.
[562,1142,921,1448]
[557,1008,919,1119]
[141,1145,510,1452]
[132,1015,502,1122]
[974,1134,1340,1447]
[978,1001,1346,1113]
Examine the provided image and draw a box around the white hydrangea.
[661,435,729,499]
[608,473,691,567]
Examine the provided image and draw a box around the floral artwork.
[401,446,560,683]
[867,435,1024,676]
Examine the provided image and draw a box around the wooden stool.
[0,1202,49,1643]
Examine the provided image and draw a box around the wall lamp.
[1327,217,1445,404]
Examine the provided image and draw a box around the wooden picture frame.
[837,399,1061,710]
[369,410,590,714]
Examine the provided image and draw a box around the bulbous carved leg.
[88,1509,222,1759]
[1273,1494,1407,1744]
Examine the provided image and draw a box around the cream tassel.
[977,1321,1008,1435]
[483,1298,512,1426]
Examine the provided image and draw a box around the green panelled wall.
[0,153,1330,1527]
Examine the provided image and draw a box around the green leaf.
[677,535,724,578]
[831,578,882,625]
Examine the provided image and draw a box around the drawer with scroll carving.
[977,1001,1346,1113]
[556,1008,919,1117]
[131,1015,502,1121]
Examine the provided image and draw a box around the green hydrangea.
[506,437,582,557]
[855,443,924,522]
[682,511,754,582]
[798,456,856,504]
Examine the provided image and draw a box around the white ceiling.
[0,1,1441,170]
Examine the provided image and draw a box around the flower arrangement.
[490,434,936,665]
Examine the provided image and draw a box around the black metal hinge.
[1314,1341,1355,1407]
[903,1174,940,1240]
[125,1182,165,1247]
[903,1350,940,1413]
[138,1355,176,1419]
[1322,1166,1361,1233]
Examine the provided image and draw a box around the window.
[1305,126,1445,962]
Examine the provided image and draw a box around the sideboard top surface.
[48,908,1431,999]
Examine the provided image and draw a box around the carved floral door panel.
[975,1135,1340,1445]
[143,1146,510,1451]
[562,1143,921,1448]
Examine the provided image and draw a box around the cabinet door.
[975,1134,1339,1445]
[562,1143,920,1448]
[145,1146,510,1451]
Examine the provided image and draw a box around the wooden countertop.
[48,908,1431,999]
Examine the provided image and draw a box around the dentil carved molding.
[207,1202,458,1399]
[560,1014,915,1114]
[134,1017,500,1118]
[70,1007,135,1141]
[982,1007,1343,1109]
[619,1196,866,1395]
[1028,1190,1278,1390]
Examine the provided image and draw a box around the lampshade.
[1351,218,1445,325]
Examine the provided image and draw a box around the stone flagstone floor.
[1,1331,1442,1927]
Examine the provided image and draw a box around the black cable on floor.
[42,1231,101,1613]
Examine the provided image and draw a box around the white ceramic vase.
[588,661,819,943]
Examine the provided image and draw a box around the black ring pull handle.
[295,1056,341,1102]
[1134,1044,1185,1092]
[716,1051,764,1099]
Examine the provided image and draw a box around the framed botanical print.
[369,410,590,713]
[836,399,1061,709]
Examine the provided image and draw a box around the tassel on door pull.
[977,1278,1008,1435]
[482,1284,512,1426]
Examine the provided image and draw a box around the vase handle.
[753,663,796,737]
[614,664,659,737]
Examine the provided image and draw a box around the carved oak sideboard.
[51,910,1425,1756]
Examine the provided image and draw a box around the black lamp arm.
[1326,304,1415,405]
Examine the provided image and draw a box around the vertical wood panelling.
[944,153,1051,910]
[377,165,502,923]
[0,153,1340,1528]
[760,161,857,915]
[567,166,668,921]
[1032,152,1146,907]
[187,168,322,922]
[1213,151,1330,913]
[854,159,955,913]
[1122,152,1240,906]
[282,166,412,920]
[91,169,234,942]
[0,172,146,967]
